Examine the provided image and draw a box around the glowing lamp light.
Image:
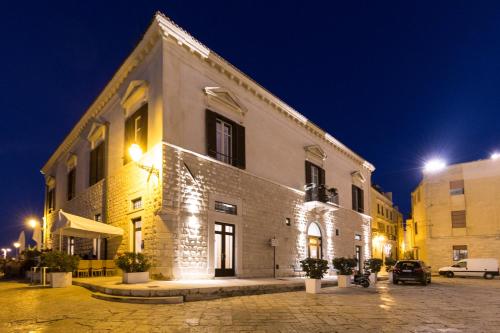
[129,144,143,162]
[28,219,38,228]
[424,159,446,173]
[491,152,500,160]
[13,242,20,249]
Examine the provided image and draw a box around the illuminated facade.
[41,12,374,279]
[408,158,500,271]
[369,186,402,262]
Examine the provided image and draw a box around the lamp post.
[1,248,11,259]
[13,242,20,259]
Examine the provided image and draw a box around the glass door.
[214,222,235,277]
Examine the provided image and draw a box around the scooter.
[352,270,371,288]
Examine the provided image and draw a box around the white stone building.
[41,12,374,279]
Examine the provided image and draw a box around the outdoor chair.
[91,260,104,277]
[76,260,90,278]
[104,260,117,276]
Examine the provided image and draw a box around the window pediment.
[121,80,149,116]
[204,87,246,116]
[304,145,327,161]
[351,170,366,183]
[87,122,106,149]
[66,154,77,171]
[45,176,55,188]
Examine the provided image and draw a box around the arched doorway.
[307,222,322,259]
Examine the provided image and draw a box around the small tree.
[300,258,329,279]
[384,257,397,272]
[41,251,79,273]
[365,258,383,274]
[332,257,357,275]
[115,252,151,273]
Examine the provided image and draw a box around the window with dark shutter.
[205,109,245,169]
[89,142,105,186]
[450,180,464,195]
[352,185,364,213]
[305,161,324,186]
[46,186,55,213]
[124,104,148,164]
[451,210,466,228]
[67,168,76,200]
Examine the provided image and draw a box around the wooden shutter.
[124,112,135,164]
[358,187,364,212]
[352,185,357,210]
[89,148,97,185]
[453,245,467,250]
[319,167,325,186]
[137,104,148,151]
[67,168,76,200]
[305,161,312,184]
[96,142,104,182]
[450,180,464,189]
[451,210,466,228]
[234,123,245,169]
[206,110,217,159]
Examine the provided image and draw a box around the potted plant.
[365,258,383,285]
[41,251,79,288]
[115,252,151,284]
[384,257,397,282]
[300,258,329,293]
[332,257,357,288]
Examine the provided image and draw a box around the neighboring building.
[40,12,375,280]
[370,185,402,261]
[407,158,500,271]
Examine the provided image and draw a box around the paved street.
[0,277,499,333]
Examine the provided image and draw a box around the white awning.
[51,210,124,239]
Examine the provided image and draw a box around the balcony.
[303,184,339,212]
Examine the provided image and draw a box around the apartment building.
[370,186,402,261]
[407,157,500,271]
[40,12,375,279]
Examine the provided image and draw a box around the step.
[91,292,183,304]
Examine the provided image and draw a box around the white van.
[438,258,499,279]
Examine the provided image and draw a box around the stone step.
[91,292,184,304]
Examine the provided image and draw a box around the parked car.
[438,258,499,279]
[392,260,432,286]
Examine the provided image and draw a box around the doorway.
[307,222,322,259]
[214,222,235,277]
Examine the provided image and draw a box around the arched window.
[307,222,322,259]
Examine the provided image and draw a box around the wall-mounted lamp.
[128,144,159,178]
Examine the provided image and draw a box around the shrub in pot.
[300,258,329,293]
[41,251,79,288]
[365,258,383,285]
[332,257,357,288]
[115,252,151,284]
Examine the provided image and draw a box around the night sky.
[1,1,499,247]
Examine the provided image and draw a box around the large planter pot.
[305,278,321,294]
[337,275,351,288]
[50,272,72,288]
[369,273,378,286]
[123,271,149,284]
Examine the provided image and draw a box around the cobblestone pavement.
[1,277,499,333]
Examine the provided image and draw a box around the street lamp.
[13,242,20,258]
[128,144,159,177]
[28,218,38,229]
[424,159,446,173]
[491,152,500,160]
[27,218,42,249]
[1,248,11,259]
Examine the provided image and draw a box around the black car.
[392,260,432,286]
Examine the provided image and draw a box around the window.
[89,142,104,186]
[124,104,148,164]
[450,180,464,195]
[352,185,364,213]
[354,234,361,241]
[355,245,362,271]
[378,222,384,231]
[67,168,76,200]
[94,214,102,222]
[46,186,55,213]
[335,229,339,236]
[285,218,291,226]
[451,210,466,228]
[215,201,237,215]
[67,237,74,255]
[206,110,245,168]
[305,161,325,187]
[414,222,418,235]
[453,245,468,261]
[377,204,380,214]
[132,218,143,253]
[132,198,143,210]
[390,211,393,220]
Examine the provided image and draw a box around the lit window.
[132,218,143,253]
[453,245,468,261]
[132,198,143,210]
[285,218,291,226]
[215,201,237,215]
[94,214,102,222]
[216,119,232,164]
[354,234,361,241]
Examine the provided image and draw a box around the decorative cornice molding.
[304,145,327,161]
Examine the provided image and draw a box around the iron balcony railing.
[304,183,339,205]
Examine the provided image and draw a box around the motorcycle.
[352,270,371,288]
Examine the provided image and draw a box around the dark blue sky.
[1,1,499,247]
